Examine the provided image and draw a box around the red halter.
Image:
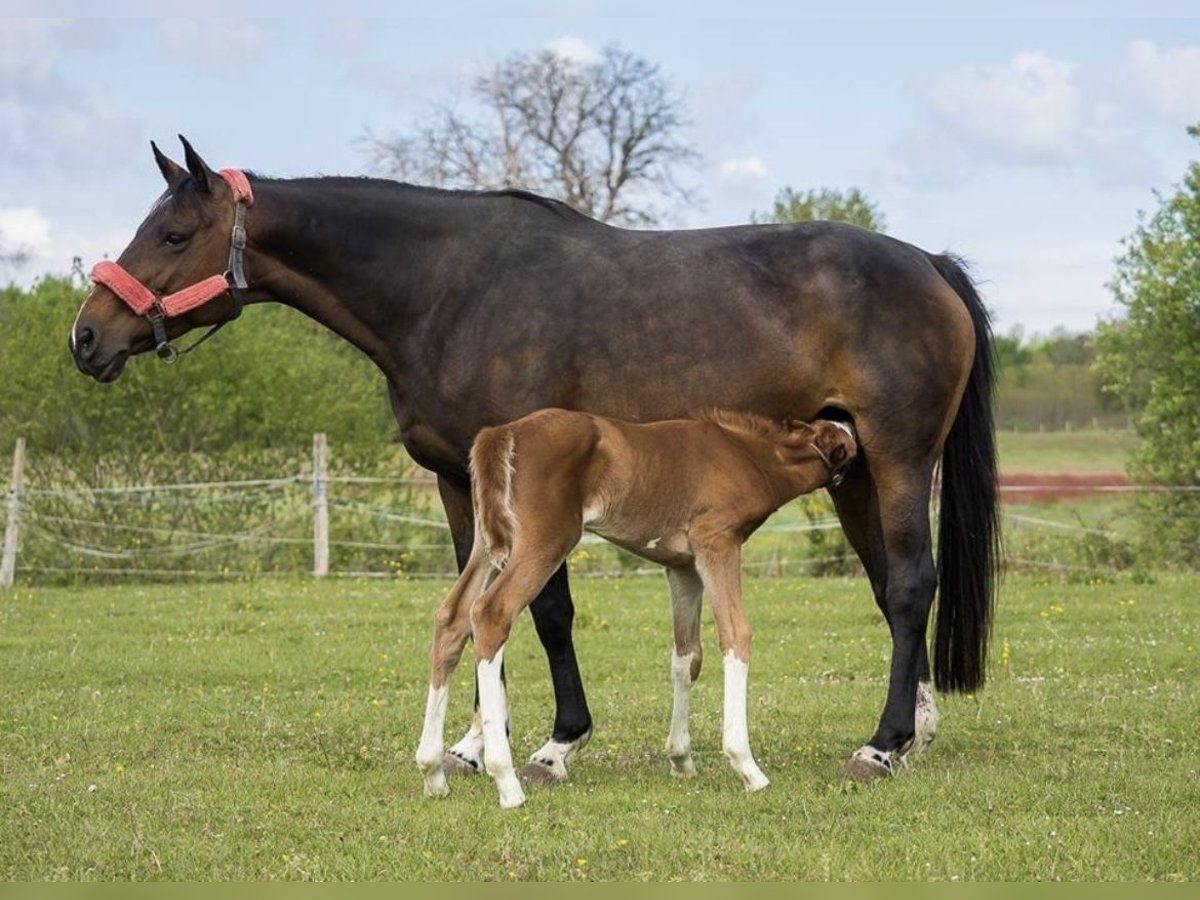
[89,169,254,360]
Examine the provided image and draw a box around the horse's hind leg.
[830,464,938,764]
[665,565,704,776]
[838,458,938,781]
[517,564,594,786]
[415,545,493,797]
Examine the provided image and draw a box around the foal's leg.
[472,548,571,809]
[665,566,704,776]
[830,464,938,768]
[694,538,769,792]
[415,546,493,797]
[434,477,490,777]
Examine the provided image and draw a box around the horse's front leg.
[694,537,769,793]
[665,566,704,776]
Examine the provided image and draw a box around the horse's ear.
[151,140,187,186]
[178,134,214,193]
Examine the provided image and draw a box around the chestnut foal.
[416,409,857,808]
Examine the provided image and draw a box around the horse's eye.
[163,232,190,246]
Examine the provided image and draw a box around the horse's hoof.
[422,770,450,798]
[443,750,482,777]
[843,746,893,783]
[669,756,696,777]
[518,758,568,785]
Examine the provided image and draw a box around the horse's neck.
[726,430,820,507]
[245,178,462,378]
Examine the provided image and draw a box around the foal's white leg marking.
[415,684,450,797]
[665,650,696,776]
[722,651,769,792]
[478,647,525,809]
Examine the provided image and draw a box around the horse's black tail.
[928,253,1001,694]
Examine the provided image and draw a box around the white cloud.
[156,19,270,66]
[0,19,69,77]
[719,155,768,180]
[918,52,1095,167]
[0,207,51,255]
[0,21,142,173]
[1126,39,1200,122]
[906,41,1200,187]
[545,35,601,65]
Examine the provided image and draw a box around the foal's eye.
[163,232,190,247]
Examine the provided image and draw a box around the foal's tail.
[469,426,518,567]
[929,254,1001,694]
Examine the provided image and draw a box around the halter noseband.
[89,168,253,364]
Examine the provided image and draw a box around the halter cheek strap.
[89,168,253,363]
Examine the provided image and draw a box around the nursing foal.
[416,409,857,808]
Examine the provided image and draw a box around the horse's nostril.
[76,327,95,358]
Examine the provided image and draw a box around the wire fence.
[3,434,1198,585]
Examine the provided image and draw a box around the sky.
[3,6,1200,335]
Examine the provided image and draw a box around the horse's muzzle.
[70,328,128,382]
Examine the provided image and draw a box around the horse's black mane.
[242,171,578,220]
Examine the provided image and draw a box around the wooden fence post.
[1,437,26,589]
[313,433,329,577]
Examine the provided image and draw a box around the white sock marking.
[415,684,450,797]
[722,651,769,792]
[665,650,695,775]
[478,647,524,808]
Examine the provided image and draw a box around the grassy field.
[1,573,1196,881]
[996,430,1136,474]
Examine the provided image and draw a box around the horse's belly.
[586,522,693,568]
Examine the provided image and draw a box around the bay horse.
[416,409,858,807]
[69,137,998,786]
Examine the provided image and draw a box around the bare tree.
[364,44,702,226]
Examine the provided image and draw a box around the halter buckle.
[147,305,178,364]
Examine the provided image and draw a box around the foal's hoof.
[843,746,893,783]
[443,750,483,777]
[518,758,568,786]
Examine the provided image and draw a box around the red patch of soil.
[999,472,1128,504]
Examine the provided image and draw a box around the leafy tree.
[0,277,397,462]
[751,186,886,232]
[994,327,1034,386]
[1095,124,1200,565]
[364,44,700,225]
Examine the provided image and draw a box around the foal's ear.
[151,140,187,186]
[815,421,856,466]
[178,134,214,193]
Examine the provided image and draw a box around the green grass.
[1,574,1197,881]
[997,429,1136,474]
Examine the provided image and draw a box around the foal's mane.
[703,409,794,442]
